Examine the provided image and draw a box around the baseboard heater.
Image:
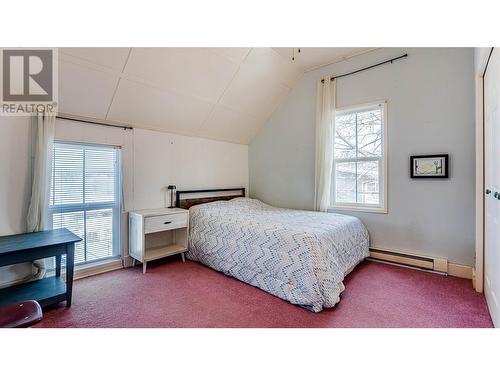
[368,248,448,273]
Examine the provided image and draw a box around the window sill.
[328,205,387,214]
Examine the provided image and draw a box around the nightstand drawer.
[144,213,187,234]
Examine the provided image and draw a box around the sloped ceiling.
[272,47,377,72]
[58,47,375,144]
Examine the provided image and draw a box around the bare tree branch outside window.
[333,105,384,207]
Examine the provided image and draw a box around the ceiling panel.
[56,47,378,144]
[58,59,120,118]
[272,47,375,71]
[124,48,240,103]
[243,48,303,88]
[198,105,266,144]
[60,48,130,71]
[219,62,291,118]
[206,48,251,64]
[107,79,213,135]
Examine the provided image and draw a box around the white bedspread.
[187,198,369,312]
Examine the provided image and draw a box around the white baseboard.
[73,259,123,280]
[52,258,123,281]
[1,259,124,289]
[448,263,473,279]
[0,275,30,289]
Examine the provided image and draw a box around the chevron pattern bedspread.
[187,198,369,312]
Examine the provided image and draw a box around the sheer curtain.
[26,111,56,280]
[314,76,336,212]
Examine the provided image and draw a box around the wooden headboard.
[175,188,246,209]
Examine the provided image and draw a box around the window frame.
[48,141,122,266]
[330,100,388,214]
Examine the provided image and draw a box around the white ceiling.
[272,47,377,71]
[58,47,375,144]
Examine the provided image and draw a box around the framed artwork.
[410,154,449,178]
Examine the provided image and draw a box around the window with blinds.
[49,142,121,265]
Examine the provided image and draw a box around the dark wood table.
[0,229,81,308]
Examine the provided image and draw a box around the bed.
[177,189,369,312]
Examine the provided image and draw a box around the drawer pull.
[164,221,172,225]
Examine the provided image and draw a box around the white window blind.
[49,142,121,265]
[331,102,387,212]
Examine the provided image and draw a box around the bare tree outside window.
[332,103,386,210]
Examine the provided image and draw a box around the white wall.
[54,119,248,210]
[0,117,34,285]
[0,116,248,285]
[132,128,249,210]
[249,48,476,266]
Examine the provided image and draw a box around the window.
[331,102,387,212]
[49,142,121,266]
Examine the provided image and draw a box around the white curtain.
[314,76,336,212]
[26,111,56,280]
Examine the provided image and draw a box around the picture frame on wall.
[410,154,449,178]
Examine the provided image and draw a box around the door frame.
[475,48,494,293]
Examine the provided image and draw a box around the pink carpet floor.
[35,260,493,328]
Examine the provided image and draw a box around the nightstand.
[129,208,189,273]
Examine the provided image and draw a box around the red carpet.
[35,260,493,328]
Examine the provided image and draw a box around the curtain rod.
[56,115,134,130]
[321,53,408,83]
[483,47,494,77]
